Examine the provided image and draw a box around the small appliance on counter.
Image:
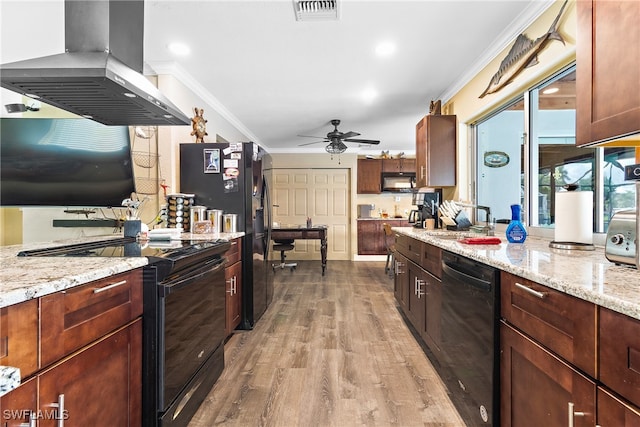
[357,204,375,218]
[605,209,637,267]
[605,164,640,268]
[409,187,442,228]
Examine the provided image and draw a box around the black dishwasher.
[439,250,500,426]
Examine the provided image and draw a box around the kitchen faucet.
[457,202,493,235]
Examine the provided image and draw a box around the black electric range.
[18,236,232,427]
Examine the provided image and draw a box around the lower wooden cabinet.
[600,307,640,408]
[393,252,409,313]
[225,238,242,336]
[0,377,37,426]
[357,219,408,255]
[407,262,426,333]
[225,260,242,336]
[1,321,141,427]
[597,386,640,426]
[500,321,596,427]
[0,298,38,378]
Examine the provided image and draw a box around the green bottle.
[506,204,527,243]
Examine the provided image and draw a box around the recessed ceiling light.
[375,41,396,57]
[168,42,190,56]
[542,87,559,94]
[362,88,378,103]
[123,92,137,98]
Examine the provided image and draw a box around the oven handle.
[441,261,492,292]
[160,258,226,295]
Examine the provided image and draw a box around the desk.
[271,225,328,275]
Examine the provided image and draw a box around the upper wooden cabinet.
[357,158,382,194]
[576,0,640,146]
[415,115,456,187]
[382,158,416,173]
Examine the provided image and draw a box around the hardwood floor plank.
[188,261,465,427]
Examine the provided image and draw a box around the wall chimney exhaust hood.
[0,0,190,126]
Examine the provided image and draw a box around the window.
[473,64,636,233]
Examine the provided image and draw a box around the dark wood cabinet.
[357,158,382,193]
[600,307,640,408]
[393,235,442,355]
[415,115,456,187]
[38,320,142,427]
[357,219,408,255]
[41,269,143,367]
[225,260,242,336]
[421,268,441,353]
[0,269,143,427]
[407,262,426,334]
[382,158,416,173]
[500,271,597,377]
[576,0,640,146]
[0,298,38,378]
[500,322,596,427]
[225,238,242,336]
[597,387,640,426]
[393,252,409,313]
[0,377,37,427]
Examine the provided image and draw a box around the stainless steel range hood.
[0,0,190,126]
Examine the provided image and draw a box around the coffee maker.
[409,188,442,228]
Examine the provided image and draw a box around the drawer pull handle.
[93,280,127,294]
[568,402,585,427]
[515,282,546,299]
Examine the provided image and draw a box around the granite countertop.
[393,227,640,321]
[0,232,245,309]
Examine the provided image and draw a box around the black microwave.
[381,173,416,192]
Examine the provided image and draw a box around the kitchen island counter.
[393,227,640,320]
[0,232,244,309]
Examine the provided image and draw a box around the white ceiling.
[0,0,553,154]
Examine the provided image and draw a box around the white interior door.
[272,168,350,260]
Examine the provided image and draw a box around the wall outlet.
[395,196,401,202]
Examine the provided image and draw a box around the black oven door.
[158,257,226,411]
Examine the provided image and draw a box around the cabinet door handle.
[515,282,546,299]
[568,402,585,427]
[93,279,127,294]
[17,411,36,427]
[395,260,404,275]
[420,165,425,180]
[415,277,425,298]
[49,394,65,427]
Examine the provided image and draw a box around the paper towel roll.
[554,191,593,244]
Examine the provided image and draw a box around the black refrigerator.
[180,142,273,329]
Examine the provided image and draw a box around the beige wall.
[445,0,577,202]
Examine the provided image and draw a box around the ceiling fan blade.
[338,131,360,139]
[298,139,328,146]
[343,138,380,145]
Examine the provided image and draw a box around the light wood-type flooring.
[188,260,465,427]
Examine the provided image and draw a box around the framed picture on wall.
[203,148,220,173]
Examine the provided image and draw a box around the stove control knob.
[610,233,625,245]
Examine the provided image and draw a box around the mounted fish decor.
[479,0,568,98]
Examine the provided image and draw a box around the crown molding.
[145,60,263,146]
[438,0,555,103]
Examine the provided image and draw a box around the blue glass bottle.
[506,204,527,243]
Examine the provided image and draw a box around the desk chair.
[382,223,396,277]
[272,239,297,271]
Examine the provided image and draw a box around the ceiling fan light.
[325,141,347,154]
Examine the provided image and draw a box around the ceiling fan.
[298,119,380,154]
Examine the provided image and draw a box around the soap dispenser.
[506,204,527,243]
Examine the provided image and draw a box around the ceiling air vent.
[293,0,339,21]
